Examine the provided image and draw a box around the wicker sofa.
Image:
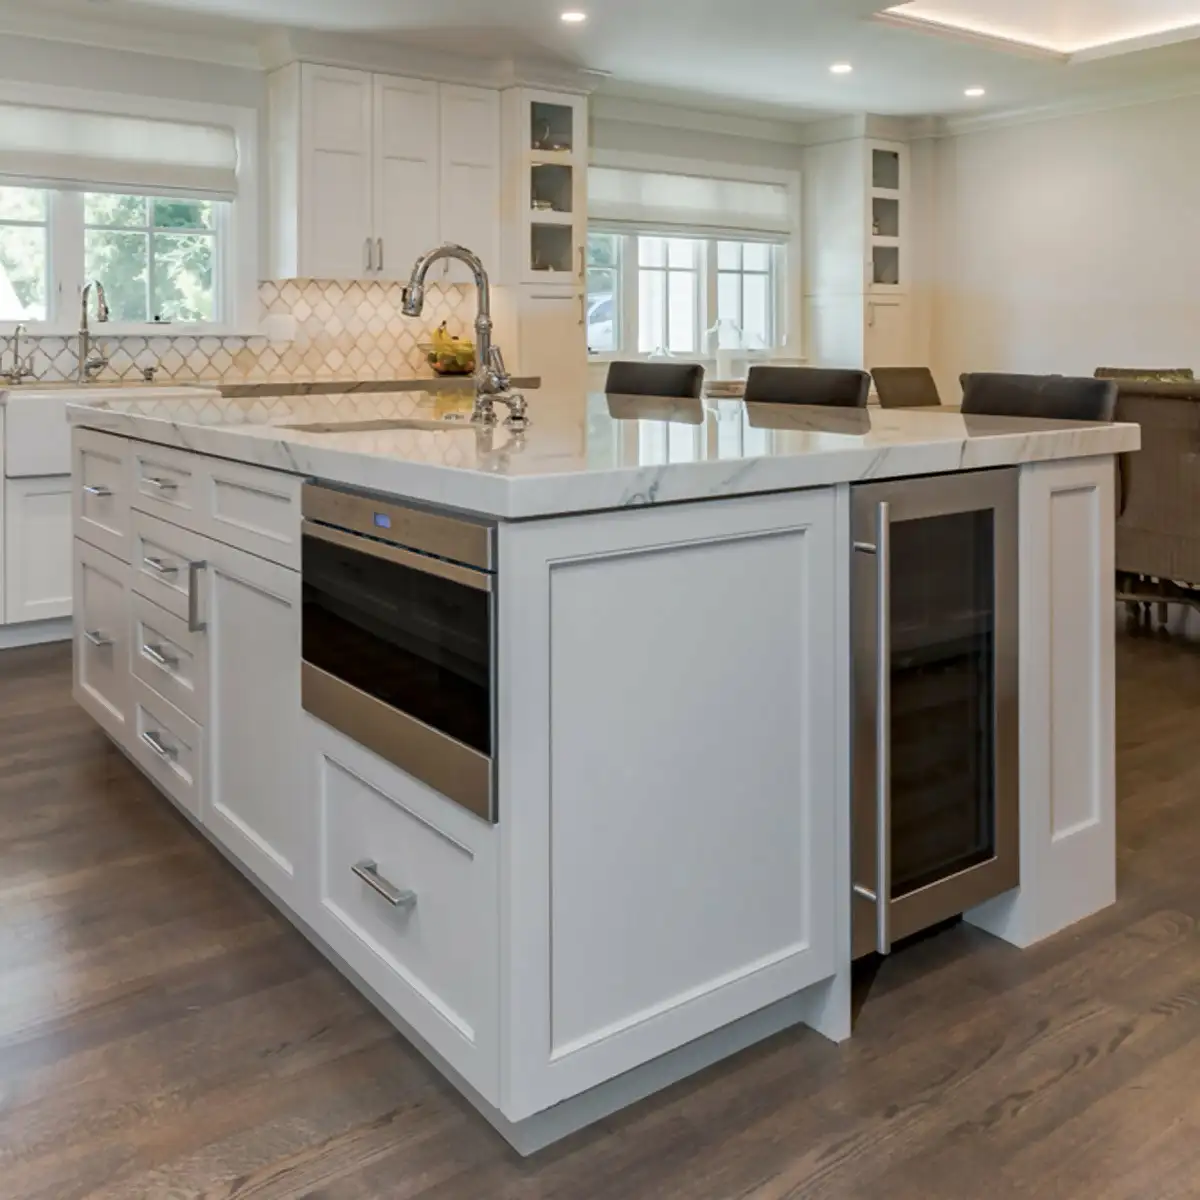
[1105,378,1200,622]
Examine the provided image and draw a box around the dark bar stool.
[604,360,705,399]
[743,366,870,407]
[872,366,942,408]
[960,372,1117,422]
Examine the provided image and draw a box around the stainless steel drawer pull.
[143,643,179,670]
[143,476,178,492]
[82,484,112,497]
[143,555,179,577]
[141,729,178,762]
[187,560,207,633]
[352,860,417,910]
[84,629,113,647]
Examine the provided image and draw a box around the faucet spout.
[78,279,110,383]
[402,243,522,425]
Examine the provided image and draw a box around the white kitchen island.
[67,388,1138,1154]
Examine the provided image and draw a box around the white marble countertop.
[68,389,1140,520]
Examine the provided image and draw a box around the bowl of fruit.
[422,323,476,376]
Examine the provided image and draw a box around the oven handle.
[302,519,493,592]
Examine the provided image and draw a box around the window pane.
[85,193,148,227]
[667,237,696,268]
[86,230,149,322]
[717,273,741,326]
[638,269,664,354]
[717,241,741,270]
[743,242,771,271]
[153,198,214,230]
[587,231,619,269]
[587,268,617,354]
[638,236,665,267]
[667,270,696,353]
[152,232,215,322]
[0,187,46,223]
[743,274,769,347]
[0,226,46,320]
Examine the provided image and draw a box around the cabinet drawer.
[73,429,132,562]
[130,678,204,821]
[130,591,206,723]
[130,442,202,522]
[73,539,130,741]
[130,510,207,623]
[309,721,498,1099]
[204,456,302,570]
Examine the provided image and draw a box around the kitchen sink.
[281,416,472,434]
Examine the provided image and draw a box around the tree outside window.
[0,187,48,321]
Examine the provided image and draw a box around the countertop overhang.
[67,389,1141,520]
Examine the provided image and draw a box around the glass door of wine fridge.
[851,468,1019,960]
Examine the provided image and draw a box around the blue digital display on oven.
[373,512,391,529]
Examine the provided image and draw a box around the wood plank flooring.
[1,629,1199,1198]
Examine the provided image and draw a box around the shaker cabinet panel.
[439,85,501,284]
[6,476,72,624]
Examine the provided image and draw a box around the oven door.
[851,468,1019,959]
[301,520,496,822]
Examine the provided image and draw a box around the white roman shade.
[589,165,792,239]
[0,102,239,198]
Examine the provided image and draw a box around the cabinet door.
[519,292,588,397]
[373,75,440,281]
[201,539,305,906]
[301,64,375,279]
[6,476,72,624]
[439,85,500,284]
[73,539,130,742]
[865,297,913,370]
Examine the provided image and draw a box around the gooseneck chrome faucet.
[78,280,111,383]
[401,244,528,427]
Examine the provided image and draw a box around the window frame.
[0,79,257,338]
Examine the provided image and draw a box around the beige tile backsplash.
[14,280,476,384]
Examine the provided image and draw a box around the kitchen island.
[67,388,1138,1153]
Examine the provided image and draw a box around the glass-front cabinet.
[502,89,587,285]
[851,467,1020,960]
[868,141,906,293]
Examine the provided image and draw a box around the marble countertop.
[68,389,1140,520]
[209,375,542,398]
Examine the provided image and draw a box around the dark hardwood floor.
[2,628,1199,1199]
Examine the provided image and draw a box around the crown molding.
[258,28,594,92]
[872,11,1067,61]
[0,5,261,69]
[942,74,1200,135]
[589,93,817,145]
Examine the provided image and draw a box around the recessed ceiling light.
[561,10,587,22]
[830,63,853,74]
[964,86,986,97]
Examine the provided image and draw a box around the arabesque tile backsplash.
[12,280,476,384]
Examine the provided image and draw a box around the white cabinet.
[272,63,501,281]
[373,75,440,281]
[439,85,501,285]
[517,291,588,397]
[865,296,913,370]
[201,537,304,907]
[73,539,130,741]
[6,477,72,623]
[497,488,840,1119]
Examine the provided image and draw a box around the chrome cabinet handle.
[852,500,892,956]
[143,642,179,670]
[143,476,178,492]
[142,729,178,762]
[82,484,112,497]
[578,294,585,326]
[84,629,113,647]
[364,236,373,273]
[143,555,179,577]
[578,244,585,278]
[352,860,416,910]
[187,560,207,633]
[376,237,384,272]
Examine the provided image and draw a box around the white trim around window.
[0,80,258,337]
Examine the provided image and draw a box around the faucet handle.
[488,344,509,383]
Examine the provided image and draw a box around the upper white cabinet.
[270,63,500,282]
[867,141,908,295]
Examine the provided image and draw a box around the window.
[85,194,218,324]
[587,231,785,359]
[0,187,48,321]
[0,184,228,329]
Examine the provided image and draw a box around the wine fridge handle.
[874,500,892,955]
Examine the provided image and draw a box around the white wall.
[932,95,1200,399]
[591,117,805,172]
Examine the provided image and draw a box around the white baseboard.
[0,618,71,650]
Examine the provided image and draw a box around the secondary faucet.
[78,279,110,383]
[401,244,528,428]
[2,322,34,384]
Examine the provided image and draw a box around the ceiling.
[18,0,1200,121]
